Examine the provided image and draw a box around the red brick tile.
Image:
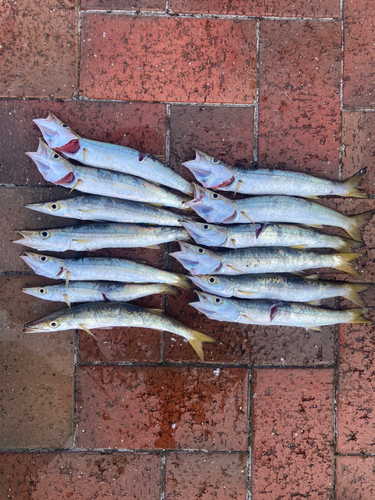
[337,456,375,499]
[165,452,248,499]
[342,111,375,195]
[170,105,254,184]
[0,452,161,499]
[259,20,341,174]
[80,15,257,104]
[0,0,78,98]
[0,99,166,185]
[337,323,375,454]
[343,0,375,108]
[252,368,334,499]
[76,366,249,450]
[82,0,165,10]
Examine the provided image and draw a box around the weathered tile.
[76,366,249,450]
[337,456,375,499]
[82,0,165,10]
[252,368,334,499]
[80,15,257,104]
[259,20,341,174]
[342,111,375,195]
[0,275,74,449]
[165,452,248,499]
[343,0,375,108]
[0,0,78,98]
[0,452,161,499]
[0,99,166,185]
[170,105,254,184]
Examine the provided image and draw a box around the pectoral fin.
[306,300,322,306]
[290,244,308,249]
[240,211,254,223]
[69,179,83,194]
[65,271,71,288]
[145,245,161,250]
[238,290,255,296]
[63,293,71,307]
[307,326,321,331]
[227,264,244,273]
[145,308,164,315]
[79,324,95,337]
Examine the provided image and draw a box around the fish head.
[22,285,54,300]
[188,275,235,298]
[189,291,241,322]
[13,229,69,252]
[25,199,69,217]
[179,220,228,246]
[170,242,222,275]
[182,150,235,189]
[26,139,75,186]
[21,252,66,279]
[33,112,80,151]
[184,184,237,223]
[23,309,72,333]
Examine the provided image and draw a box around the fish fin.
[233,179,243,196]
[188,330,216,362]
[343,168,369,198]
[102,293,110,302]
[292,271,306,277]
[72,238,93,244]
[337,237,364,252]
[240,211,254,223]
[307,326,321,331]
[145,308,164,315]
[79,324,95,337]
[304,274,319,280]
[334,253,363,276]
[63,293,71,308]
[243,314,256,323]
[290,244,308,249]
[145,245,161,250]
[82,147,88,163]
[134,260,147,265]
[77,208,98,213]
[345,283,373,307]
[161,285,179,296]
[309,224,324,228]
[65,271,71,288]
[306,300,322,306]
[306,196,321,201]
[152,154,166,163]
[347,210,375,242]
[69,178,83,194]
[174,274,193,290]
[231,238,237,250]
[149,202,164,207]
[227,264,243,273]
[238,290,255,296]
[348,307,373,324]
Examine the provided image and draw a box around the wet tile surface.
[165,452,248,499]
[258,20,341,174]
[0,452,161,499]
[0,0,78,98]
[76,366,249,450]
[82,0,165,9]
[252,368,334,499]
[336,456,375,499]
[80,15,257,103]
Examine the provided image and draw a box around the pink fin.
[102,293,110,302]
[55,139,80,154]
[57,267,64,276]
[55,172,75,185]
[270,301,283,322]
[255,223,266,239]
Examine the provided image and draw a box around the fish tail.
[188,330,216,361]
[173,273,193,290]
[345,283,373,308]
[343,168,369,198]
[334,253,364,276]
[347,210,375,242]
[161,285,179,296]
[337,237,364,252]
[348,307,373,325]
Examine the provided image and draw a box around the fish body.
[26,140,190,210]
[23,302,214,360]
[183,150,367,198]
[171,242,361,276]
[14,223,189,252]
[26,195,190,227]
[33,113,192,195]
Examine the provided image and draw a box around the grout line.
[165,0,169,12]
[342,108,375,112]
[73,0,82,99]
[72,329,79,449]
[333,302,339,498]
[253,19,260,166]
[160,453,166,500]
[0,448,249,454]
[0,271,36,276]
[338,0,344,181]
[246,366,253,500]
[77,361,335,369]
[166,103,171,166]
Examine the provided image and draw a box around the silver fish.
[26,195,191,227]
[34,113,193,195]
[13,223,189,252]
[183,150,368,198]
[21,253,191,289]
[26,140,190,210]
[190,292,372,329]
[189,275,372,307]
[23,302,215,361]
[180,220,362,252]
[170,242,361,276]
[186,184,374,242]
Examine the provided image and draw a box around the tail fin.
[334,253,363,276]
[188,330,216,361]
[347,210,375,242]
[348,307,372,325]
[161,285,180,296]
[337,237,365,252]
[173,273,193,290]
[345,283,373,308]
[344,168,369,198]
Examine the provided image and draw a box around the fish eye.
[50,203,59,211]
[38,288,46,294]
[49,321,58,328]
[202,224,210,230]
[40,231,49,239]
[62,124,68,128]
[212,193,219,199]
[209,277,216,284]
[40,256,48,262]
[198,248,204,253]
[213,158,219,163]
[53,153,59,159]
[215,297,222,303]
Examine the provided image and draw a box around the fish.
[13,223,189,252]
[23,282,178,307]
[26,140,190,210]
[23,302,215,361]
[180,220,363,252]
[182,150,368,198]
[21,252,191,289]
[186,184,374,242]
[190,292,372,329]
[189,274,372,307]
[25,195,192,227]
[170,242,362,276]
[33,112,193,195]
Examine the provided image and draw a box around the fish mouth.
[24,203,48,214]
[189,291,223,319]
[188,275,212,291]
[26,139,74,185]
[22,287,38,298]
[179,220,228,246]
[33,112,79,149]
[12,231,34,246]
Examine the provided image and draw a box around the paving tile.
[0,275,74,449]
[76,365,249,450]
[169,0,340,17]
[343,0,375,108]
[82,0,165,10]
[342,111,375,195]
[337,456,375,499]
[252,368,334,499]
[258,20,341,174]
[165,452,248,499]
[80,15,257,104]
[0,0,78,98]
[0,452,161,499]
[170,105,254,184]
[0,99,166,185]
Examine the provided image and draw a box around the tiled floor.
[1,1,375,498]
